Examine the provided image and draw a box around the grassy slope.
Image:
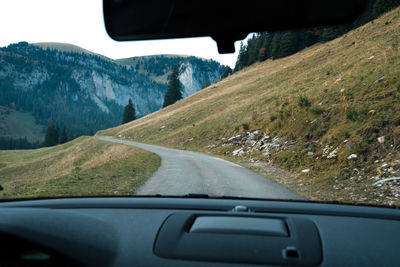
[100,7,400,205]
[0,107,44,142]
[0,137,160,199]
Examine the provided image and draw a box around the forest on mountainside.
[234,0,400,71]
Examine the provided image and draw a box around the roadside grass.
[99,7,400,206]
[0,136,160,198]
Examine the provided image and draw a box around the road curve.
[98,136,304,200]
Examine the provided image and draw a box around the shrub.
[342,130,351,139]
[346,109,358,121]
[358,106,369,121]
[310,106,324,115]
[298,95,311,107]
[397,84,400,92]
[279,110,285,120]
[270,114,278,122]
[242,123,249,130]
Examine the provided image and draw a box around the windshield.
[0,0,399,207]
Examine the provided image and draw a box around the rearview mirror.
[103,0,367,53]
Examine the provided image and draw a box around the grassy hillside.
[0,137,160,199]
[100,7,400,206]
[0,106,44,142]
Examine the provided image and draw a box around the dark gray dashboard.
[0,197,399,266]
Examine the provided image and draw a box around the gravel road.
[99,136,304,200]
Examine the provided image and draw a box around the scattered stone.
[207,144,216,149]
[347,154,358,160]
[228,135,241,143]
[343,139,348,143]
[223,131,294,155]
[377,136,385,143]
[301,169,310,173]
[245,131,259,145]
[322,145,339,159]
[232,148,244,156]
[307,151,314,156]
[368,55,375,60]
[160,125,165,129]
[327,147,339,159]
[322,144,333,157]
[381,163,389,169]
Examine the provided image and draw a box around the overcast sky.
[0,0,248,67]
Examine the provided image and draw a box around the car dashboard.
[0,197,399,266]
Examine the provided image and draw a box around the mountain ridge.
[0,41,226,142]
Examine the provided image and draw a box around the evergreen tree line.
[123,55,226,79]
[44,124,72,147]
[234,0,400,71]
[0,136,42,150]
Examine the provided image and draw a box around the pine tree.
[122,98,136,124]
[270,32,282,58]
[60,126,68,144]
[234,42,249,71]
[55,125,60,145]
[258,32,272,61]
[221,67,232,79]
[276,31,298,58]
[163,65,182,107]
[44,124,58,147]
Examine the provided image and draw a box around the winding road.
[99,136,304,200]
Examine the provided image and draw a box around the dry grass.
[0,136,160,198]
[99,7,400,206]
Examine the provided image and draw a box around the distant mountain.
[0,42,226,139]
[116,55,225,97]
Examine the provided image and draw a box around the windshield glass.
[0,0,399,207]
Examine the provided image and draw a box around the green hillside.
[0,137,160,199]
[0,106,44,142]
[100,7,400,206]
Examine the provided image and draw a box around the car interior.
[0,0,399,266]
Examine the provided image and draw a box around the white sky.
[0,0,247,67]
